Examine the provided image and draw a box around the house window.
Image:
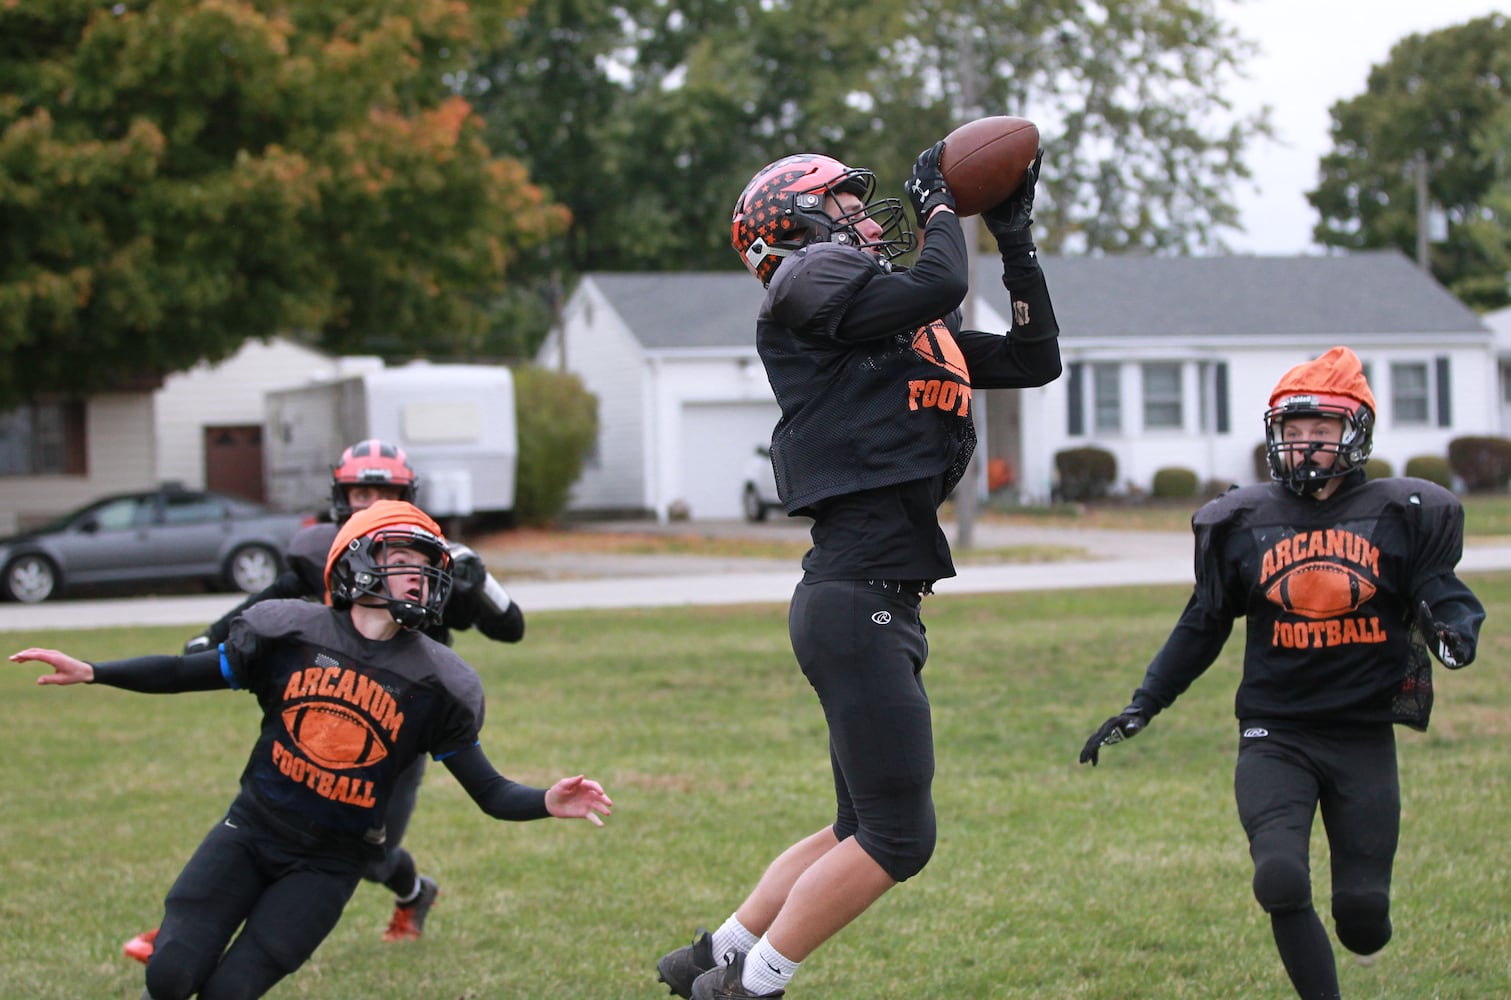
[1391,362,1430,426]
[1198,361,1230,434]
[0,401,86,476]
[1066,362,1122,437]
[1092,364,1121,433]
[1142,363,1183,430]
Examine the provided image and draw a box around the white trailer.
[265,362,517,518]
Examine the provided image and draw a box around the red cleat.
[123,928,158,965]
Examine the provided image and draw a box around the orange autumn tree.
[0,0,565,399]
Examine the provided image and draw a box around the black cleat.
[691,950,784,999]
[656,928,716,998]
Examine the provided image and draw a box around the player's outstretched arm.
[10,648,93,685]
[545,775,614,827]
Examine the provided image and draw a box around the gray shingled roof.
[584,250,1487,352]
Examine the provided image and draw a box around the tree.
[1308,14,1511,311]
[472,0,1269,283]
[0,0,567,401]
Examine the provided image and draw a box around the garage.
[676,401,782,520]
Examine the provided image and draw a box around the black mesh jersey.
[757,211,1061,581]
[1134,476,1485,730]
[223,600,485,844]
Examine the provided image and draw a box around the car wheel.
[225,544,279,593]
[742,484,769,523]
[3,554,59,603]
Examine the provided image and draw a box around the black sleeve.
[203,569,308,645]
[1128,595,1235,718]
[475,601,525,643]
[91,650,228,694]
[833,212,971,342]
[441,743,551,821]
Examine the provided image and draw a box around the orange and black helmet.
[330,439,419,523]
[326,500,452,630]
[731,153,914,285]
[1264,346,1376,495]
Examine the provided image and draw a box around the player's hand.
[983,148,1043,237]
[1079,706,1146,766]
[1417,600,1473,669]
[904,141,956,226]
[183,634,213,655]
[447,543,485,595]
[544,775,614,827]
[10,647,95,685]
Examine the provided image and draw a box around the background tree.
[0,0,566,401]
[475,0,1269,291]
[1308,14,1511,311]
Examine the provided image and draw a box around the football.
[938,116,1040,218]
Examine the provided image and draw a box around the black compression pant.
[789,578,936,882]
[1234,723,1399,1000]
[143,799,365,1000]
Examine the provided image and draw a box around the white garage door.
[677,401,782,520]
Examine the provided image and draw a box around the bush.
[1151,467,1199,499]
[1404,454,1453,489]
[1363,457,1394,480]
[1447,436,1511,492]
[1054,446,1117,501]
[512,365,599,526]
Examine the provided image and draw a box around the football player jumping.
[1080,346,1484,999]
[12,501,609,1000]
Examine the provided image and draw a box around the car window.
[89,497,148,531]
[162,493,227,525]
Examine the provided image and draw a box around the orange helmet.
[730,153,914,285]
[330,439,419,522]
[325,500,452,629]
[1264,346,1376,495]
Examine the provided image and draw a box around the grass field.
[2,576,1508,999]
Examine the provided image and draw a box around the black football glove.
[183,634,213,655]
[1079,706,1147,766]
[1417,600,1473,669]
[982,148,1043,238]
[904,140,956,227]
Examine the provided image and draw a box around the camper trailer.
[265,362,517,519]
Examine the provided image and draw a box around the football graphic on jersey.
[281,702,389,769]
[1264,562,1377,620]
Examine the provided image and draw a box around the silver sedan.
[0,485,309,603]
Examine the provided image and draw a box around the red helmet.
[730,153,914,285]
[330,439,419,522]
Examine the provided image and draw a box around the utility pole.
[953,24,985,552]
[1414,150,1430,271]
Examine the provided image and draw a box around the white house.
[538,250,1495,521]
[154,337,371,501]
[0,338,363,534]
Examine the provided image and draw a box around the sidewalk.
[3,522,1509,633]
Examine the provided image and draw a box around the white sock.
[396,876,422,905]
[711,914,759,963]
[743,936,799,995]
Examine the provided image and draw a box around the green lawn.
[2,577,1508,999]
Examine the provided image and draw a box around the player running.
[12,500,609,1000]
[124,439,524,964]
[1079,346,1484,999]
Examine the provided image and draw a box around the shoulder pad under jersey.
[764,241,881,335]
[1192,483,1274,530]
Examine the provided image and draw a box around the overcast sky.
[1220,0,1508,255]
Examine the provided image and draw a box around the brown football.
[939,116,1040,218]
